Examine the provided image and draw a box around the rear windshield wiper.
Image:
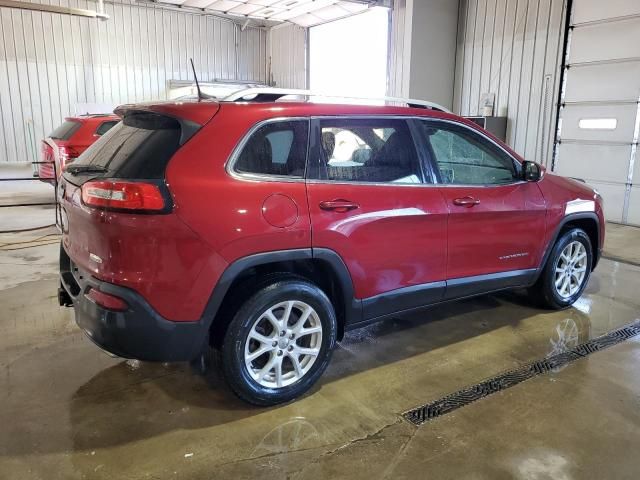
[65,165,108,175]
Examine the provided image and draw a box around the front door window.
[420,122,519,185]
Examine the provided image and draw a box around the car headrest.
[237,135,272,174]
[321,131,335,159]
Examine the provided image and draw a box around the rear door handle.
[319,199,360,212]
[452,196,480,207]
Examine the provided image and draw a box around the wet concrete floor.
[1,222,640,479]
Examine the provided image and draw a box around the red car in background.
[38,114,119,182]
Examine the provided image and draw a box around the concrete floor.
[0,165,56,231]
[603,222,640,266]
[1,168,640,479]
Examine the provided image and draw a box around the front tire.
[221,278,337,406]
[530,227,593,309]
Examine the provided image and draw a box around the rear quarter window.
[233,120,309,178]
[48,120,81,140]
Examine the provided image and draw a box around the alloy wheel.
[244,300,323,388]
[554,241,588,299]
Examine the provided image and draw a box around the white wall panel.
[560,104,638,143]
[0,0,268,164]
[555,1,640,225]
[453,0,567,165]
[554,143,632,184]
[587,181,626,222]
[627,186,640,225]
[570,18,640,65]
[268,23,306,89]
[572,0,640,24]
[407,0,458,109]
[387,0,409,97]
[564,62,640,103]
[387,0,458,108]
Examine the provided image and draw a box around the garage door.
[554,0,640,225]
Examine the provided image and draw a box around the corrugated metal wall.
[453,0,567,165]
[268,23,307,89]
[0,0,268,164]
[387,0,409,97]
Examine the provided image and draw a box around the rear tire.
[221,278,337,406]
[529,227,593,309]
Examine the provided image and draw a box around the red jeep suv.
[58,90,604,405]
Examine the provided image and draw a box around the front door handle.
[319,199,360,212]
[453,196,480,207]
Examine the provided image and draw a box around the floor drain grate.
[403,321,640,426]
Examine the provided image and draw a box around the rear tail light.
[81,180,167,212]
[85,288,128,311]
[59,146,80,169]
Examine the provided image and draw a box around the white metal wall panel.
[555,1,640,225]
[387,0,407,97]
[628,187,640,225]
[569,19,640,65]
[587,181,626,223]
[453,0,567,166]
[268,23,307,89]
[239,27,268,82]
[554,144,631,183]
[406,0,458,109]
[572,0,640,24]
[560,104,638,143]
[634,149,640,184]
[0,0,268,164]
[564,62,640,103]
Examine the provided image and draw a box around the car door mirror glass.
[523,161,542,182]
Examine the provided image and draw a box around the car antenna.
[190,58,212,101]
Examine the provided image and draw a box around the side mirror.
[523,161,542,182]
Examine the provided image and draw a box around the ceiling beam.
[0,0,109,19]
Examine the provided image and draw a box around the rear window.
[73,112,182,179]
[49,120,81,140]
[95,120,118,136]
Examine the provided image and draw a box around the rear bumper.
[59,245,207,362]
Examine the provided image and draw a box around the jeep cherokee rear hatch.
[59,101,219,321]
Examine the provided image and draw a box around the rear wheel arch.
[204,248,358,349]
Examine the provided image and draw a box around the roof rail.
[222,88,452,113]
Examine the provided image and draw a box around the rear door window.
[49,120,81,140]
[314,118,426,184]
[71,112,183,179]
